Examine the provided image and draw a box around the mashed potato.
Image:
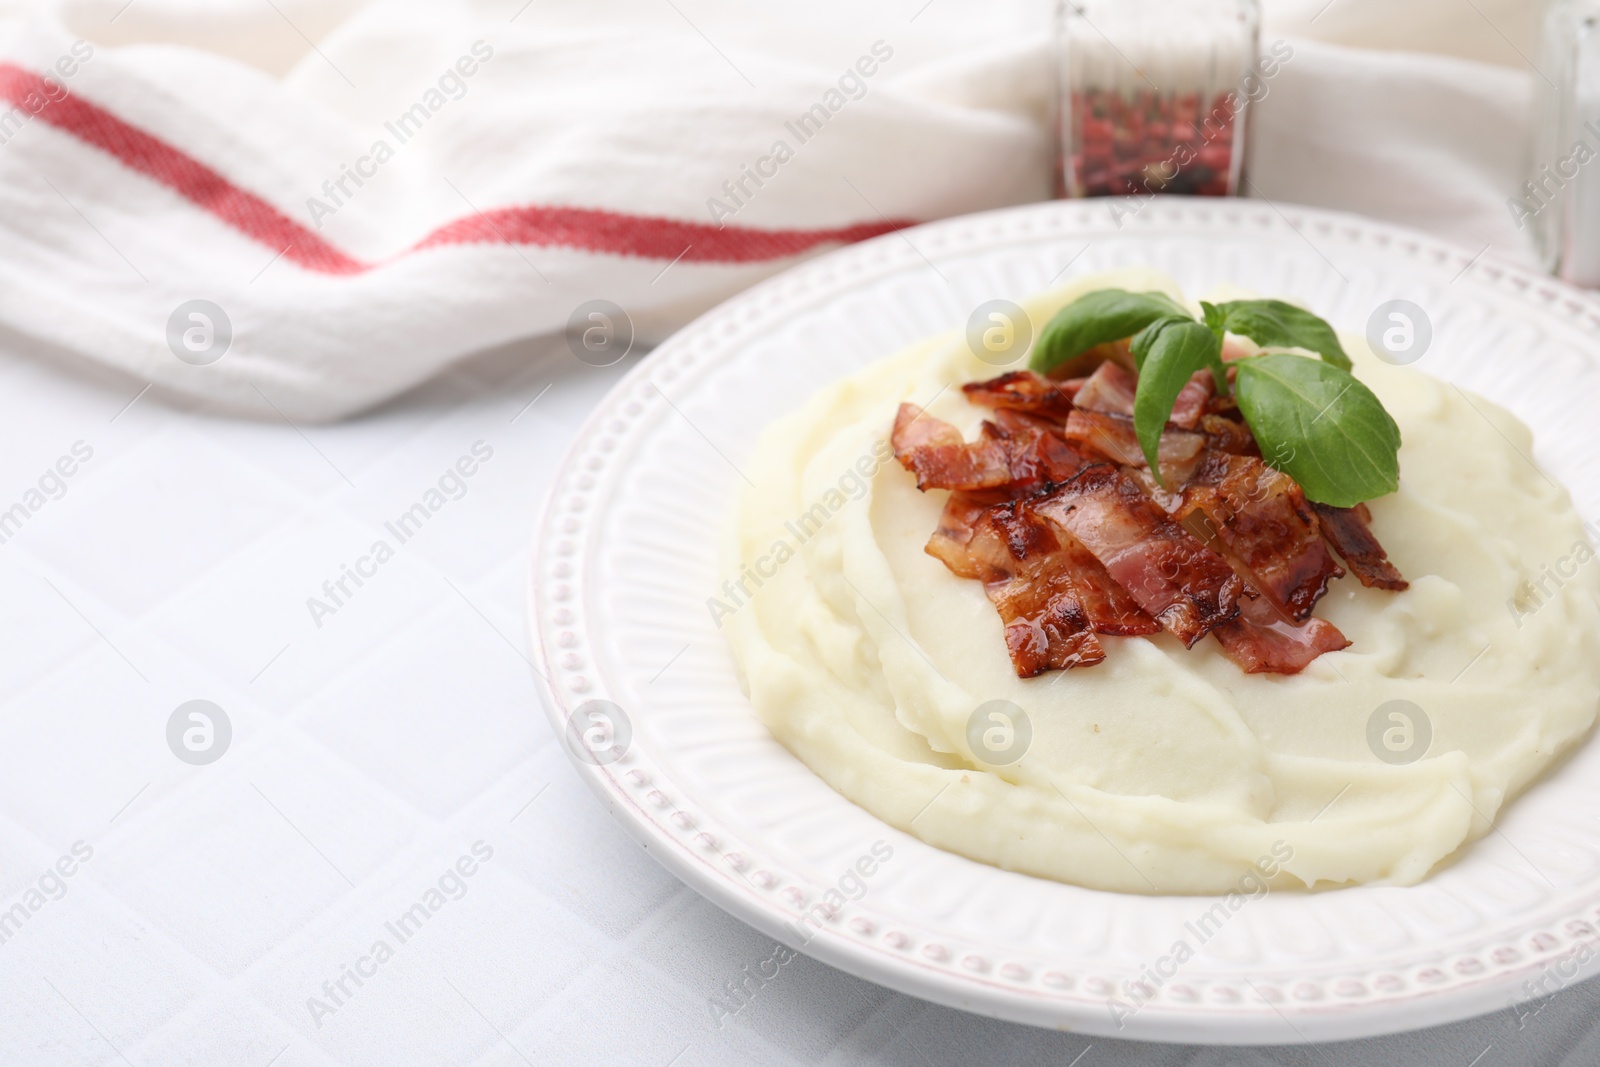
[717,269,1600,894]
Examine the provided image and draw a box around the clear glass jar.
[1054,0,1261,200]
[1529,0,1600,287]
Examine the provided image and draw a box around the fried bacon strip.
[925,494,1109,675]
[892,400,1095,495]
[985,411,1094,493]
[896,370,1404,677]
[1063,410,1209,486]
[928,492,1164,643]
[930,492,1158,636]
[1200,414,1258,457]
[1211,590,1350,674]
[1057,377,1088,401]
[1178,451,1344,621]
[1312,502,1409,590]
[891,403,1013,491]
[1072,357,1210,427]
[982,504,1107,675]
[1032,465,1243,648]
[925,492,1001,579]
[1169,371,1215,430]
[1061,544,1163,638]
[960,370,1076,423]
[992,504,1160,638]
[1072,360,1137,415]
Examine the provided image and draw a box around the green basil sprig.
[1029,290,1189,378]
[1201,299,1351,371]
[1234,355,1399,507]
[1129,318,1225,479]
[1030,289,1400,506]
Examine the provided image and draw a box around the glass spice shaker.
[1054,0,1261,200]
[1527,0,1600,288]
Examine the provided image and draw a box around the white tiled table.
[2,334,1597,1066]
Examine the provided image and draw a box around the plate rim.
[526,195,1600,1045]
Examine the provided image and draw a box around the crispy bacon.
[1178,452,1343,621]
[924,494,1108,675]
[985,412,1094,493]
[891,403,1013,491]
[1170,371,1215,430]
[1063,409,1143,467]
[925,492,1001,579]
[928,493,1156,642]
[1063,410,1209,486]
[1053,533,1162,637]
[989,408,1056,436]
[1072,360,1138,415]
[1069,359,1209,438]
[981,504,1107,675]
[1126,467,1185,516]
[1212,590,1350,674]
[999,431,1091,493]
[992,499,1160,637]
[897,370,1402,678]
[893,400,1095,496]
[1312,502,1409,590]
[1200,413,1258,456]
[960,371,1076,423]
[1033,465,1243,647]
[1206,392,1242,418]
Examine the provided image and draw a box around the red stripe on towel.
[0,63,913,274]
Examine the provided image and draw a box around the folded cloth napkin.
[0,0,1539,421]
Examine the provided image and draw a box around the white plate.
[527,198,1600,1045]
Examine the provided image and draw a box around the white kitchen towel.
[0,0,1542,421]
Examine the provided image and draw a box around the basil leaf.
[1132,319,1224,482]
[1128,314,1190,373]
[1030,289,1191,375]
[1202,299,1352,371]
[1135,313,1229,395]
[1235,354,1400,507]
